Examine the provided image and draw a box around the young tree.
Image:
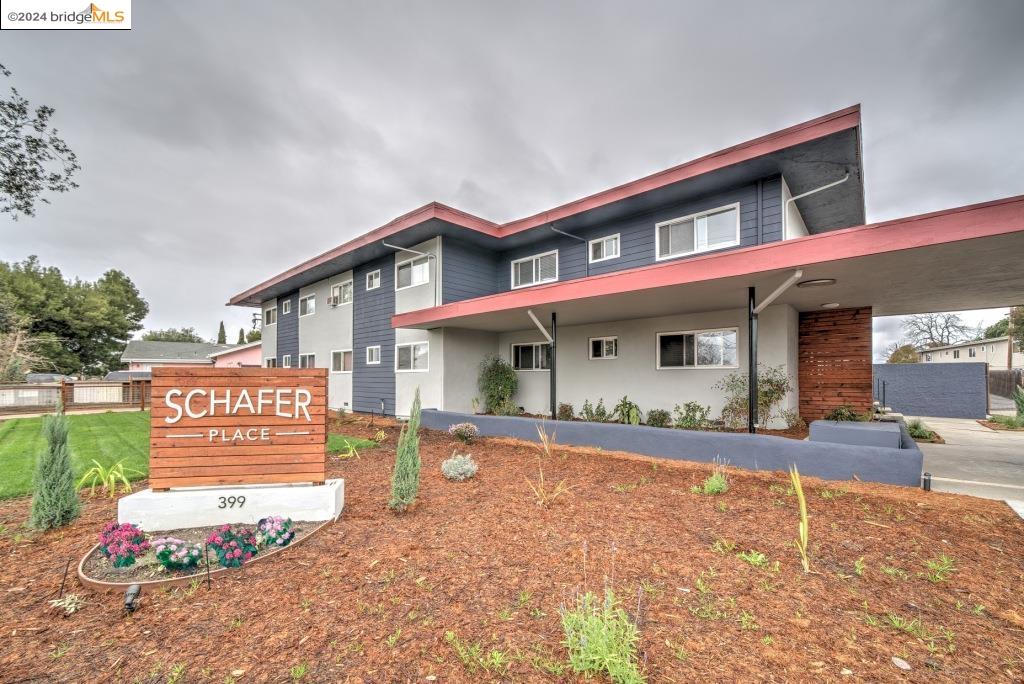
[0,63,80,219]
[141,327,205,343]
[885,341,920,364]
[236,328,245,344]
[389,389,422,512]
[902,313,973,349]
[30,408,81,530]
[217,321,226,344]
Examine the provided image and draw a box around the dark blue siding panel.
[276,291,299,366]
[442,238,500,304]
[760,176,784,243]
[873,363,988,419]
[353,257,396,415]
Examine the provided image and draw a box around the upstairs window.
[511,342,551,370]
[511,251,558,289]
[953,349,960,359]
[589,336,618,359]
[298,353,316,368]
[589,234,620,263]
[281,300,292,315]
[366,270,381,290]
[396,256,430,290]
[299,294,316,317]
[263,306,277,326]
[657,328,738,369]
[656,204,740,260]
[366,345,381,365]
[331,350,353,373]
[330,281,352,306]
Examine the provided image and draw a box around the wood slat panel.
[150,435,323,449]
[149,414,326,427]
[151,453,324,468]
[150,462,324,478]
[798,307,873,421]
[151,472,325,489]
[151,443,320,458]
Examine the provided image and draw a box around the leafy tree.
[0,256,148,375]
[217,321,226,344]
[245,328,262,343]
[478,354,518,414]
[236,328,245,344]
[885,341,920,364]
[30,408,80,530]
[983,307,1024,351]
[141,327,205,343]
[389,389,422,512]
[902,313,973,349]
[0,64,80,219]
[0,290,48,380]
[984,318,1008,339]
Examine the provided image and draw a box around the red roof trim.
[391,195,1024,329]
[229,105,862,306]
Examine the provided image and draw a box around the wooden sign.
[149,367,327,490]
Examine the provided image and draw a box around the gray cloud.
[2,0,1022,343]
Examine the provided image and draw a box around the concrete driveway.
[913,416,1024,507]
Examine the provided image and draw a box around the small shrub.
[30,408,80,530]
[561,590,644,684]
[581,399,610,422]
[257,516,296,548]
[98,522,149,568]
[441,452,478,481]
[525,424,571,508]
[478,355,518,414]
[1014,386,1024,417]
[612,396,643,425]
[206,524,258,568]
[990,414,1024,429]
[921,554,956,583]
[714,364,794,429]
[557,402,575,421]
[691,460,729,495]
[49,593,85,615]
[824,405,861,421]
[493,397,522,416]
[736,549,769,568]
[152,537,203,571]
[779,408,806,431]
[906,418,936,440]
[77,459,138,499]
[645,409,671,428]
[673,402,711,430]
[448,422,479,443]
[389,389,423,512]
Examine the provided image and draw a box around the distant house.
[103,370,154,382]
[25,373,75,384]
[120,340,234,371]
[207,341,263,368]
[919,336,1023,370]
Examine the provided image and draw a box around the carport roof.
[391,195,1024,332]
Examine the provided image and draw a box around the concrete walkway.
[913,416,1024,506]
[990,393,1017,416]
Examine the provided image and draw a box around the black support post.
[550,312,557,420]
[748,286,758,433]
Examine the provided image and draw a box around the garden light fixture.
[124,584,141,613]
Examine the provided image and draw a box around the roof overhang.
[391,196,1024,332]
[229,105,863,307]
[120,358,214,364]
[207,341,262,357]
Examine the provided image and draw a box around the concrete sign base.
[118,479,344,531]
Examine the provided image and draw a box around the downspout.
[748,286,758,434]
[550,224,589,277]
[784,173,850,237]
[550,312,557,420]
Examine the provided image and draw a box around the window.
[264,357,277,368]
[511,342,551,371]
[396,256,430,290]
[589,336,618,359]
[511,250,558,289]
[968,347,977,358]
[281,354,292,368]
[366,270,381,290]
[298,353,315,368]
[330,281,353,306]
[395,342,428,372]
[331,350,353,373]
[263,306,277,326]
[366,345,381,365]
[925,354,932,362]
[953,349,960,359]
[299,294,316,316]
[281,300,292,315]
[656,204,740,260]
[656,328,738,369]
[589,234,620,263]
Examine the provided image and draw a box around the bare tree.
[902,313,973,349]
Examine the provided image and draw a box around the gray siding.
[873,363,989,419]
[353,257,396,415]
[276,291,299,366]
[441,238,500,304]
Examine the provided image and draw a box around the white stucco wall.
[298,273,354,410]
[393,238,445,417]
[260,297,277,364]
[442,328,499,413]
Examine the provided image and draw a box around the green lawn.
[327,433,378,454]
[0,411,151,499]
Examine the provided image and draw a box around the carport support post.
[550,312,557,420]
[748,286,758,433]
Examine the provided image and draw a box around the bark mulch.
[2,416,1023,682]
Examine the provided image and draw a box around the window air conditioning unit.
[328,296,339,307]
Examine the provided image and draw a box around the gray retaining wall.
[873,363,988,419]
[422,410,923,487]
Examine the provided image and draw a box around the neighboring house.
[24,373,74,384]
[103,370,153,382]
[228,105,1024,424]
[919,336,1023,370]
[121,340,234,370]
[207,341,263,368]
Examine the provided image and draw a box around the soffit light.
[797,278,837,288]
[821,303,841,309]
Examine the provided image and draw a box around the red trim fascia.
[229,106,861,306]
[391,195,1024,328]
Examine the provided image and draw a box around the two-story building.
[229,105,1024,426]
[919,336,1023,370]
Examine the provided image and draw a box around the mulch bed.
[978,419,1024,432]
[2,415,1024,682]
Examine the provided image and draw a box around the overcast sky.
[3,0,1022,357]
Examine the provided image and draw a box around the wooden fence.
[0,380,151,414]
[989,369,1024,399]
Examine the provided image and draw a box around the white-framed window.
[281,300,292,315]
[281,354,292,368]
[366,345,381,365]
[263,306,277,326]
[331,350,353,373]
[656,203,741,261]
[298,294,316,317]
[968,347,977,358]
[395,341,428,372]
[395,255,430,290]
[366,270,381,290]
[511,342,551,371]
[589,234,620,263]
[511,250,558,289]
[298,353,316,368]
[330,281,353,306]
[656,328,738,369]
[264,357,277,368]
[953,349,960,359]
[589,336,618,360]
